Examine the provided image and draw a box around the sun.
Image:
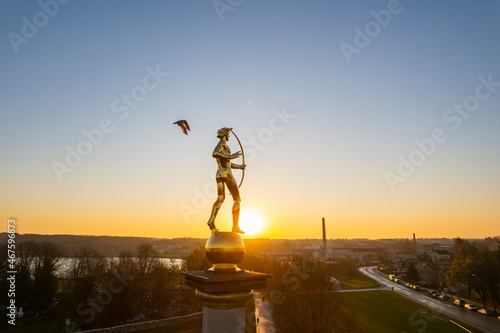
[239,209,266,236]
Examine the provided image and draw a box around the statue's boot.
[232,226,245,234]
[207,221,218,235]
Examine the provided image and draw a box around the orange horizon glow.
[10,209,499,241]
[4,157,500,239]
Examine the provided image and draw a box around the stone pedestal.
[183,270,270,333]
[183,232,270,332]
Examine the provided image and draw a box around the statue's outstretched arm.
[230,163,245,170]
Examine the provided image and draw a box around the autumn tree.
[185,245,210,271]
[454,238,477,260]
[446,240,500,310]
[406,261,419,282]
[271,256,363,333]
[423,263,441,292]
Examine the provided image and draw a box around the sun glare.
[239,209,266,236]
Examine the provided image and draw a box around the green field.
[341,271,380,290]
[337,290,485,333]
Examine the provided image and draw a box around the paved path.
[359,266,500,333]
[254,291,277,333]
[335,285,389,293]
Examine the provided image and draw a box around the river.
[56,257,185,276]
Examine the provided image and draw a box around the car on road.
[454,299,466,307]
[405,283,410,288]
[412,285,420,291]
[465,304,478,311]
[437,294,448,301]
[478,308,494,316]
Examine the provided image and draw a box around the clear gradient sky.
[1,0,499,240]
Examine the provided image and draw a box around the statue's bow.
[230,130,245,188]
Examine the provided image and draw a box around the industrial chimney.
[322,217,326,250]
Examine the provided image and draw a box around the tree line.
[0,241,200,331]
[446,238,500,312]
[0,233,205,257]
[266,255,364,333]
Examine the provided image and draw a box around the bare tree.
[16,241,40,308]
[31,242,65,312]
[71,247,109,300]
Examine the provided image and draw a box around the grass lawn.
[337,290,485,333]
[341,271,380,290]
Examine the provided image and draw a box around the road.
[254,291,277,333]
[359,266,500,333]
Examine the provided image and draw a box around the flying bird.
[173,120,190,135]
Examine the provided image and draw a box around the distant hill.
[0,233,206,258]
[2,233,488,258]
[0,233,325,257]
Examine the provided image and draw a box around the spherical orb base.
[205,231,245,272]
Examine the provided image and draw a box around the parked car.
[437,295,448,301]
[454,299,466,307]
[465,304,478,311]
[478,308,494,316]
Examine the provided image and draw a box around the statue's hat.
[217,127,232,138]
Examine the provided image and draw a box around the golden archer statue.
[207,127,246,234]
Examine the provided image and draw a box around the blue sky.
[1,0,499,239]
